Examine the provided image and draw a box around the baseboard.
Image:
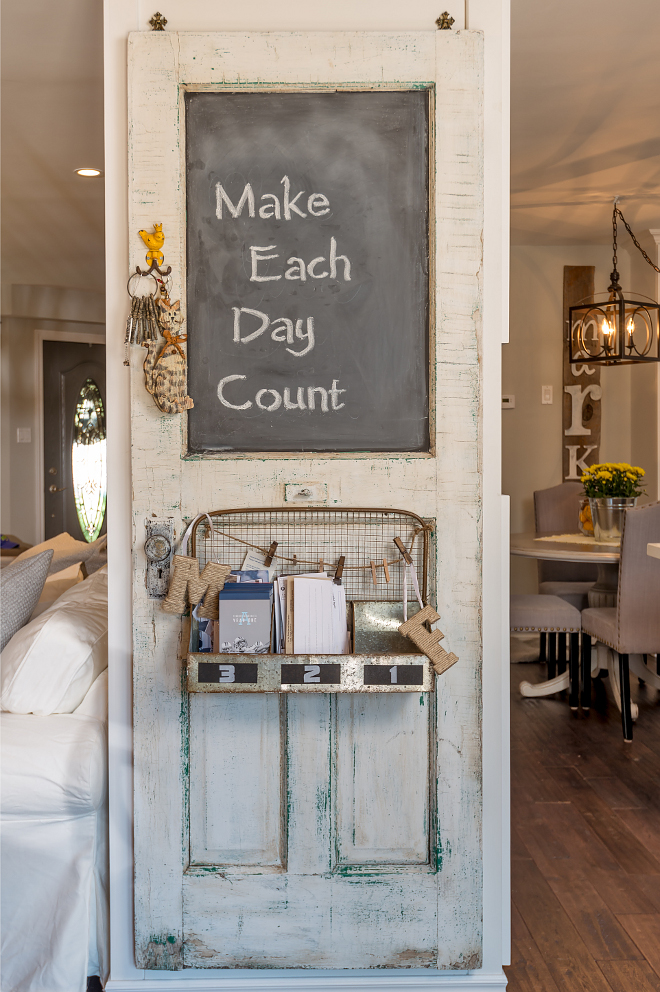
[105,972,508,992]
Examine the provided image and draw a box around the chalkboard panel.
[185,90,430,453]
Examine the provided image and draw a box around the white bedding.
[1,662,108,991]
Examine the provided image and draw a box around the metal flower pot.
[588,497,637,543]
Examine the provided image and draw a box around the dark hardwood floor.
[506,661,660,991]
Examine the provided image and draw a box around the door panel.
[43,340,106,541]
[189,694,284,867]
[183,872,439,969]
[335,694,430,866]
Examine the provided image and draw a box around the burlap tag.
[399,605,459,676]
[162,556,231,620]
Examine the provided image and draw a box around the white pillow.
[0,568,108,715]
[15,532,107,575]
[30,561,85,620]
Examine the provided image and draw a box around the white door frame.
[34,329,106,544]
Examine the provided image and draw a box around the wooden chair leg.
[581,634,591,711]
[547,633,557,680]
[569,632,579,710]
[619,653,633,742]
[557,633,567,676]
[539,631,547,663]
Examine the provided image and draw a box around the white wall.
[505,243,659,594]
[1,285,104,545]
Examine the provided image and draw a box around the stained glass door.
[42,340,106,542]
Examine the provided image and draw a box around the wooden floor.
[505,661,660,992]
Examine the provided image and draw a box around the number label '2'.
[304,664,321,683]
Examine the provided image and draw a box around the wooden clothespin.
[382,558,390,583]
[370,560,378,587]
[334,555,345,585]
[393,536,413,564]
[264,541,278,567]
[319,559,324,573]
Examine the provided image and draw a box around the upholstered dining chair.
[581,501,660,741]
[511,594,581,709]
[534,481,598,672]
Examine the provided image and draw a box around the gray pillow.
[0,550,54,650]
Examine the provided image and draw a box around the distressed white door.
[129,30,483,972]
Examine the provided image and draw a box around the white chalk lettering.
[284,387,306,410]
[286,318,315,358]
[218,375,253,410]
[270,318,294,345]
[215,182,255,219]
[232,309,315,356]
[281,175,307,219]
[285,257,307,281]
[307,256,329,279]
[249,246,281,282]
[307,193,330,217]
[256,389,282,412]
[258,193,281,220]
[251,240,350,282]
[233,307,270,344]
[217,377,346,413]
[329,237,351,280]
[216,179,330,222]
[307,386,329,411]
[329,379,346,410]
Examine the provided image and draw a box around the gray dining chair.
[534,481,598,672]
[581,501,660,741]
[511,594,581,708]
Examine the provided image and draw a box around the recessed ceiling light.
[74,168,103,177]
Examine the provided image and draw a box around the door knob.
[48,484,67,493]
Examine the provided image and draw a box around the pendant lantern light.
[569,200,660,366]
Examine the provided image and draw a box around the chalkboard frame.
[179,82,436,460]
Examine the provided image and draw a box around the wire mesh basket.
[190,507,430,604]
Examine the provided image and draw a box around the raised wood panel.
[189,694,283,866]
[182,872,439,969]
[335,694,430,865]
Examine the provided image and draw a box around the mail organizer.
[186,507,438,695]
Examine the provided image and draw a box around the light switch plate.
[284,482,328,503]
[16,428,31,443]
[541,385,553,405]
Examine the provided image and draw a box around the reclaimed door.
[129,30,484,972]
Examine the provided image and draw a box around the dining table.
[510,531,620,607]
[510,531,621,699]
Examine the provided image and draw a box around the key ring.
[127,271,158,298]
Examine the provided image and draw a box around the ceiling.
[511,0,660,244]
[3,0,660,301]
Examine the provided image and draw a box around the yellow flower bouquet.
[581,463,645,499]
